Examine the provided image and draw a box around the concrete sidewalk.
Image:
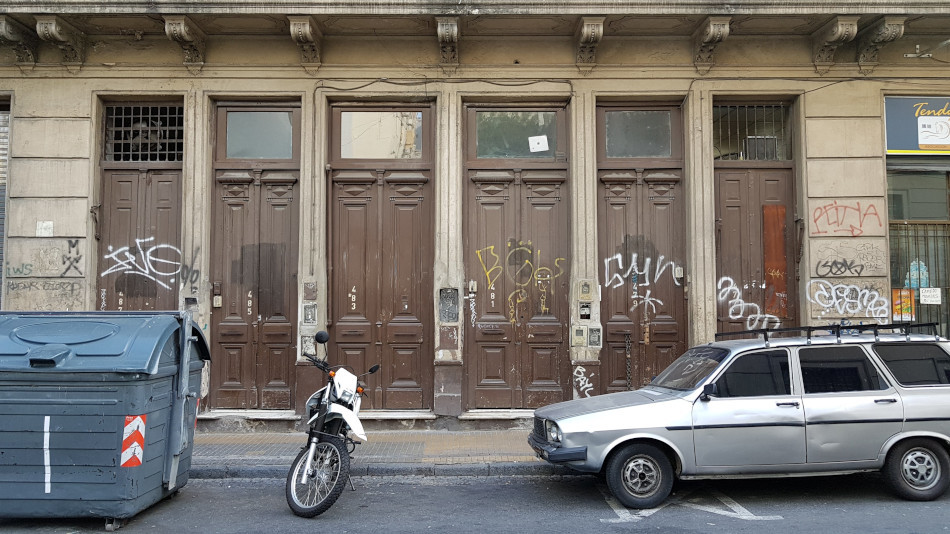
[190,430,575,479]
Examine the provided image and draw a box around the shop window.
[712,104,790,161]
[887,168,950,335]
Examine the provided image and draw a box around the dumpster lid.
[0,311,210,373]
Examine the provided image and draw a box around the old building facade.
[1,1,949,421]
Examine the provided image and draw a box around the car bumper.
[527,433,587,463]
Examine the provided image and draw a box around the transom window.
[104,104,184,162]
[475,110,558,159]
[712,104,790,161]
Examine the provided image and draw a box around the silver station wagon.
[528,323,950,508]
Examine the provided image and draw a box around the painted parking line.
[598,485,783,523]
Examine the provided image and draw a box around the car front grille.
[533,416,546,442]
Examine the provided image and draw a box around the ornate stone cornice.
[35,15,86,65]
[288,15,322,71]
[0,15,38,64]
[856,16,905,74]
[436,16,458,65]
[692,16,730,75]
[811,15,859,74]
[575,16,605,66]
[164,15,206,73]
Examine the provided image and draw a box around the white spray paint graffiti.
[717,277,782,330]
[807,279,888,321]
[603,253,681,319]
[573,366,594,398]
[100,237,183,290]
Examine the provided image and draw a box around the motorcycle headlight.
[544,420,562,444]
[337,388,355,406]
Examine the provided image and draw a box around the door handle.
[874,398,898,404]
[776,401,800,407]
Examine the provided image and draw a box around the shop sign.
[885,96,950,155]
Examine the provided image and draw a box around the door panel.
[330,170,433,410]
[210,172,299,409]
[715,168,798,333]
[98,170,182,311]
[465,172,571,409]
[599,173,687,392]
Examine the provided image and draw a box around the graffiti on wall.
[806,278,889,322]
[475,239,566,323]
[810,199,884,237]
[811,239,888,278]
[100,237,201,295]
[716,276,782,329]
[573,365,594,398]
[603,251,681,320]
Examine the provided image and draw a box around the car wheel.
[605,443,674,509]
[883,438,950,501]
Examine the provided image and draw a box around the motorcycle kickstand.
[347,475,356,491]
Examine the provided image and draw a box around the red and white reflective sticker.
[120,415,147,467]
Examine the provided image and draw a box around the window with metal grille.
[888,168,950,338]
[712,104,790,161]
[104,105,184,162]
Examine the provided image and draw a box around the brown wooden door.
[464,170,571,408]
[715,167,798,333]
[599,172,687,391]
[327,105,434,411]
[97,169,182,311]
[209,170,299,409]
[329,170,433,410]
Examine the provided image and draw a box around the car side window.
[873,343,950,386]
[799,346,889,393]
[714,350,790,397]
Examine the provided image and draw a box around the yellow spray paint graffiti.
[476,240,566,323]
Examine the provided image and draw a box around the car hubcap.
[901,447,940,491]
[622,456,660,497]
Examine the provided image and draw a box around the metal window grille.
[713,104,790,161]
[889,222,950,338]
[104,105,184,162]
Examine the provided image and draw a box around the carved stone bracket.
[857,16,906,75]
[693,16,730,75]
[164,15,206,74]
[436,16,459,66]
[288,15,322,73]
[35,15,85,66]
[0,15,39,64]
[812,15,859,74]
[576,16,605,68]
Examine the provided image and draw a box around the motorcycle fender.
[328,404,367,443]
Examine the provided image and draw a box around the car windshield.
[650,346,730,390]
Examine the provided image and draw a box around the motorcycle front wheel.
[285,435,350,517]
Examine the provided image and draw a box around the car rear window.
[873,343,950,386]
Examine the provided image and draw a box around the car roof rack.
[713,322,941,347]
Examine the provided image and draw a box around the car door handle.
[874,398,898,404]
[776,402,800,407]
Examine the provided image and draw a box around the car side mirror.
[700,383,718,402]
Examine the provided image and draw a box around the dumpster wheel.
[106,517,128,531]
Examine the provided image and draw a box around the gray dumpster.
[0,311,209,527]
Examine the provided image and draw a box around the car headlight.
[544,420,562,444]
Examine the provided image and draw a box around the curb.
[189,462,578,479]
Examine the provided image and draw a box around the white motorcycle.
[285,331,379,517]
